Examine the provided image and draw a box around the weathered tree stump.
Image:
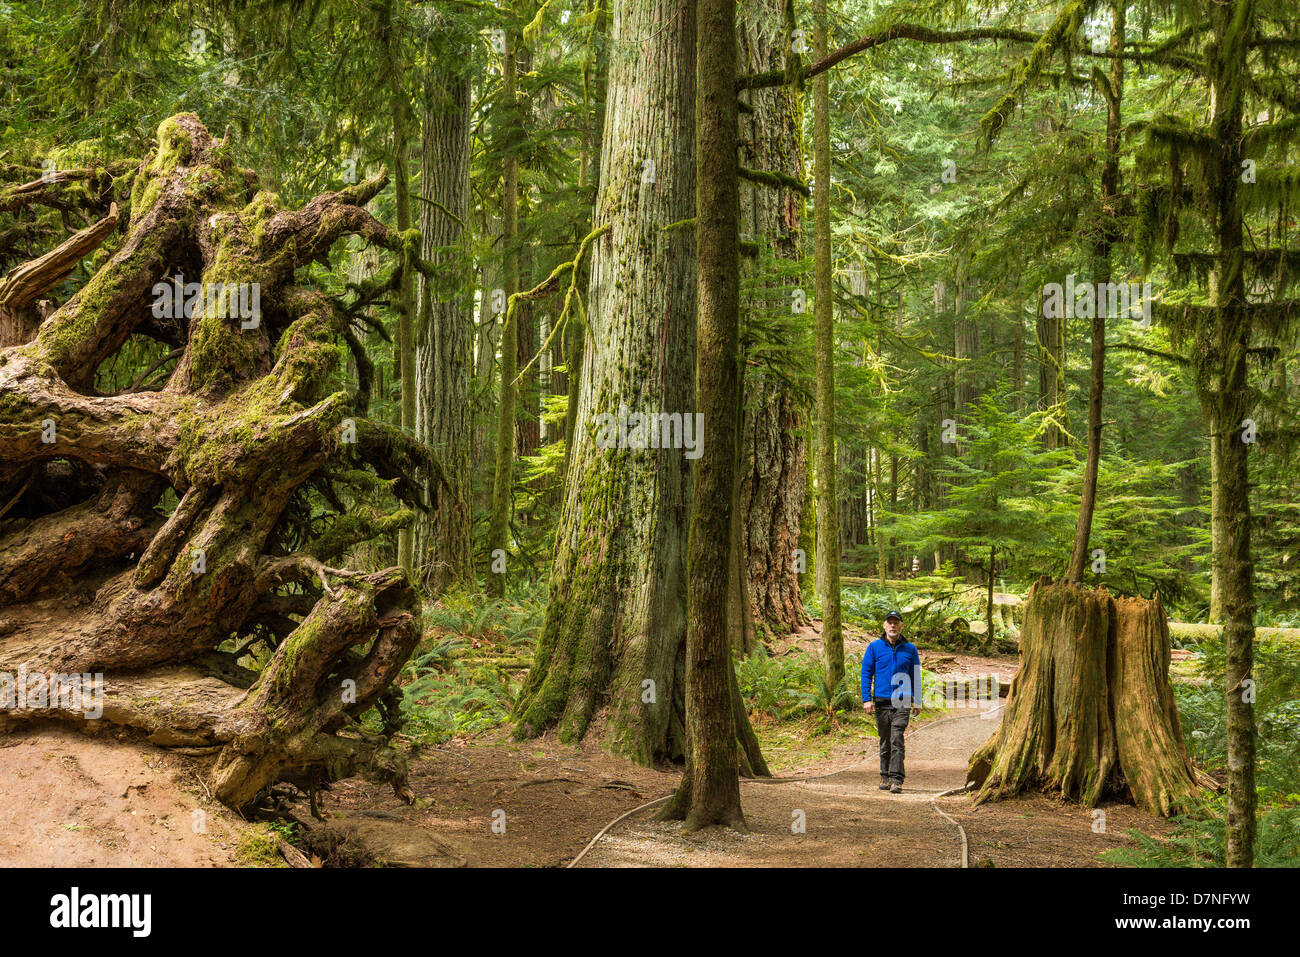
[0,115,446,809]
[967,577,1215,816]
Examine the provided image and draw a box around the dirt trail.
[576,707,996,867]
[0,726,252,866]
[577,704,1169,867]
[0,681,1170,867]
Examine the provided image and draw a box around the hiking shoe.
[890,783,903,794]
[878,780,891,790]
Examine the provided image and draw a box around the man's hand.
[910,707,921,717]
[863,701,874,714]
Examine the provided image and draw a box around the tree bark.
[414,53,475,594]
[1202,0,1257,867]
[659,0,747,831]
[968,579,1209,816]
[511,0,698,764]
[733,0,809,640]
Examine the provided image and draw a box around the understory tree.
[962,0,1223,822]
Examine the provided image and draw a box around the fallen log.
[0,114,448,811]
[1167,622,1300,645]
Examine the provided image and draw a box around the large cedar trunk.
[734,0,809,641]
[0,115,441,810]
[510,0,698,764]
[968,579,1212,816]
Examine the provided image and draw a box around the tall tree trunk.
[511,0,699,763]
[659,0,747,832]
[953,262,979,431]
[1066,0,1124,583]
[487,14,521,599]
[932,277,949,571]
[1202,0,1257,867]
[733,0,809,639]
[383,0,417,577]
[414,54,475,594]
[812,0,843,694]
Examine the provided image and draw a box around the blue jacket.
[861,635,922,705]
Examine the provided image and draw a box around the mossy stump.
[967,577,1213,816]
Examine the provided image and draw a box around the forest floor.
[0,643,1172,867]
[0,726,250,866]
[575,705,1169,867]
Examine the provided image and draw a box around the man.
[861,609,922,793]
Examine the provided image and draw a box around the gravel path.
[577,704,1003,867]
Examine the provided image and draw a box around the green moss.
[234,824,289,867]
[32,218,168,371]
[152,115,197,173]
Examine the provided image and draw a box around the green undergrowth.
[810,579,1022,654]
[1102,635,1300,867]
[1100,800,1300,868]
[378,584,547,744]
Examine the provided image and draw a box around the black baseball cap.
[884,609,903,622]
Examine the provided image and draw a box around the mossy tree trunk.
[734,0,810,641]
[659,0,747,832]
[510,0,699,763]
[415,47,476,595]
[0,114,443,810]
[968,579,1212,816]
[1200,0,1257,867]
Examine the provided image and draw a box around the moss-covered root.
[209,568,420,810]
